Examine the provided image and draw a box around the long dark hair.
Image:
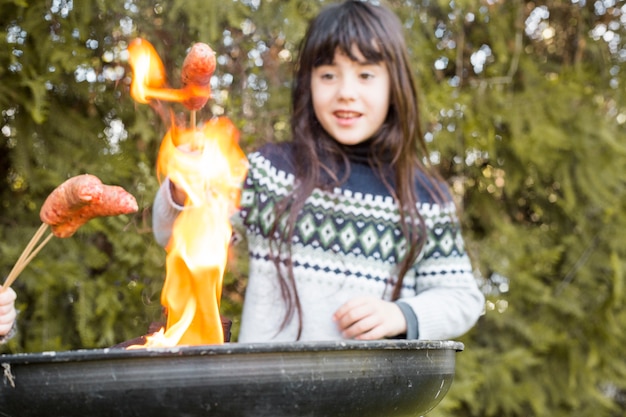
[270,0,448,338]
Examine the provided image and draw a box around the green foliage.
[1,0,625,416]
[419,1,626,416]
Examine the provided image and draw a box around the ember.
[127,38,247,347]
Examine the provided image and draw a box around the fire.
[127,38,211,105]
[126,38,247,347]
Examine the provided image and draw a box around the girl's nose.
[337,76,357,101]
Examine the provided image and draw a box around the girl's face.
[310,47,390,146]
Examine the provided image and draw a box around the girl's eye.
[313,66,336,80]
[360,72,375,80]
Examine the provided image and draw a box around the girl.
[153,0,484,342]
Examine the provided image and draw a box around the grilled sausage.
[40,175,138,238]
[181,42,216,111]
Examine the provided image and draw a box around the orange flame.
[156,119,247,346]
[126,38,247,347]
[127,38,210,105]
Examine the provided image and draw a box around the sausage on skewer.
[40,174,138,238]
[181,42,216,111]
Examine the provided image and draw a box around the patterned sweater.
[152,143,484,342]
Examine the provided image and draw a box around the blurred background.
[1,0,625,416]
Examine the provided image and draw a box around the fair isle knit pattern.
[237,154,464,289]
[231,143,484,342]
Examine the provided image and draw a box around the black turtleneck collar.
[339,138,393,165]
[340,138,374,165]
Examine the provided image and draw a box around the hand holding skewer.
[1,175,138,290]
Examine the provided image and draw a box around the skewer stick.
[4,233,54,289]
[2,223,52,290]
[10,224,48,272]
[190,110,197,131]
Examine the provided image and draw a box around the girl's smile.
[334,110,361,127]
[311,48,390,146]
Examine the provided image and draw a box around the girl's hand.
[0,287,17,337]
[333,296,407,340]
[169,180,188,206]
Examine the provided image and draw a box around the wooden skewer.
[190,110,197,131]
[9,224,48,273]
[2,223,53,290]
[4,233,54,289]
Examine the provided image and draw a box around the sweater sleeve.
[395,301,419,339]
[152,178,184,248]
[396,203,484,340]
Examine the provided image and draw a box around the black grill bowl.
[0,340,463,417]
